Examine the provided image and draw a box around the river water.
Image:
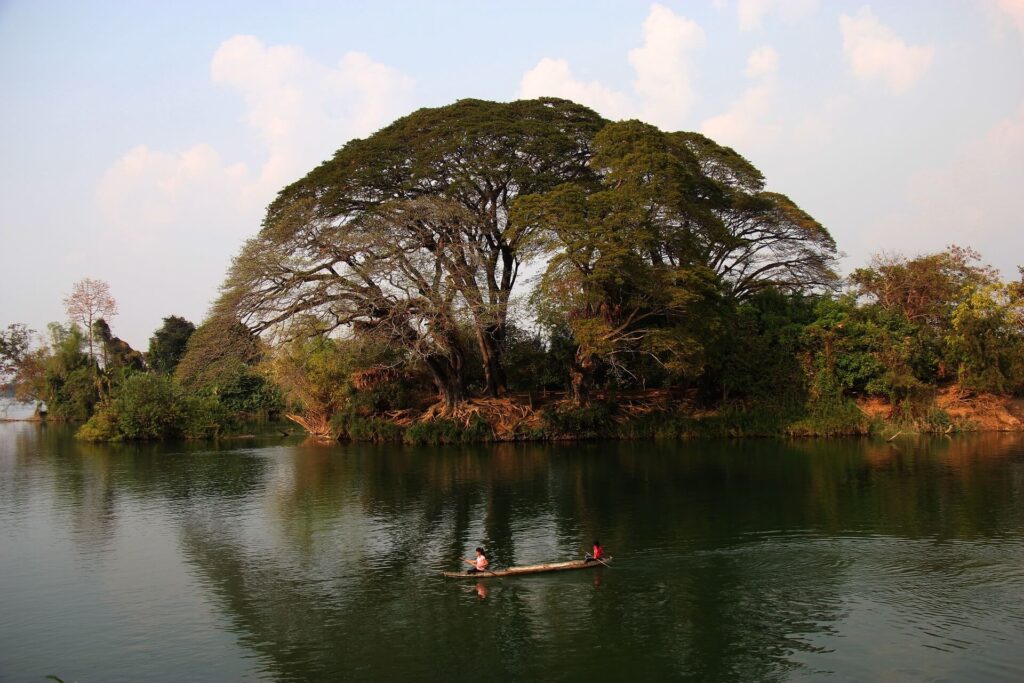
[2,424,1023,682]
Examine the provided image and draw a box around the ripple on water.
[5,427,1024,681]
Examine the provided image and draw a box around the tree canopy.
[64,278,117,364]
[221,97,606,408]
[215,98,840,412]
[148,315,196,374]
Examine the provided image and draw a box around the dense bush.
[404,416,493,445]
[541,401,615,439]
[77,373,228,441]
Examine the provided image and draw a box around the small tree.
[64,278,118,364]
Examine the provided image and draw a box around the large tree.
[221,97,606,405]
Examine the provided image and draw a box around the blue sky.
[1,0,1022,348]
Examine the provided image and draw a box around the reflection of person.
[463,547,489,574]
[585,540,604,563]
[475,582,488,599]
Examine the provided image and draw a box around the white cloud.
[210,35,414,191]
[840,6,934,94]
[736,0,819,31]
[700,46,781,148]
[518,3,704,130]
[99,36,415,244]
[92,37,415,343]
[519,58,633,119]
[97,143,253,246]
[744,45,780,78]
[792,94,851,146]
[628,4,706,128]
[869,102,1024,273]
[993,0,1024,33]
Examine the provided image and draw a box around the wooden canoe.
[442,557,612,579]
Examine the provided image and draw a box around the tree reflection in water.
[4,427,1024,681]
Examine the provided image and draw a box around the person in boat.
[584,540,604,563]
[463,547,490,574]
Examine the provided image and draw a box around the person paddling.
[585,540,604,563]
[463,547,490,574]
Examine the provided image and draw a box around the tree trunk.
[425,354,465,414]
[569,351,594,405]
[477,325,508,398]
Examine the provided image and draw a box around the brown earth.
[934,387,1024,431]
[856,386,1024,431]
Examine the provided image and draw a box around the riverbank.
[326,386,1024,445]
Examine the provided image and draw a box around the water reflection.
[2,426,1024,681]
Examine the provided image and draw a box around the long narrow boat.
[443,557,612,579]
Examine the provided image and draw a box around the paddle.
[583,550,611,568]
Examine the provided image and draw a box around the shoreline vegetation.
[5,386,1023,444]
[323,386,1024,444]
[3,98,1023,446]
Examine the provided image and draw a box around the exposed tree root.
[413,397,542,440]
[285,413,334,442]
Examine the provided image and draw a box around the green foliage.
[222,97,609,404]
[947,283,1024,393]
[216,372,282,416]
[273,334,413,438]
[0,322,33,382]
[148,315,196,374]
[704,289,816,402]
[404,416,493,445]
[804,296,938,404]
[270,336,354,418]
[787,400,870,437]
[850,246,998,329]
[93,318,145,374]
[337,415,406,442]
[541,402,615,439]
[37,324,100,420]
[175,315,263,387]
[503,324,572,392]
[77,373,228,442]
[515,122,729,400]
[176,315,278,417]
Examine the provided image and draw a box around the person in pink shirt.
[463,547,490,574]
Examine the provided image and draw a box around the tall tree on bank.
[221,98,606,406]
[64,278,118,366]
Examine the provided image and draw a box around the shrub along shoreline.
[320,387,1022,445]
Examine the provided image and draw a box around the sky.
[1,0,1022,349]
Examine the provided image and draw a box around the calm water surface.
[2,424,1024,682]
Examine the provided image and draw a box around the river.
[2,423,1023,681]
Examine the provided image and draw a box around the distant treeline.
[2,98,1021,442]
